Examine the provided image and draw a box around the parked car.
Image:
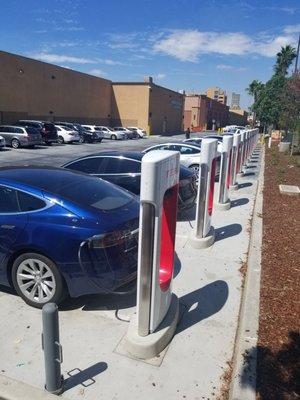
[127,127,146,138]
[63,151,197,211]
[143,142,202,176]
[55,122,95,143]
[0,166,139,308]
[185,135,223,152]
[144,142,220,179]
[113,127,139,139]
[81,125,104,142]
[18,120,58,145]
[0,136,5,149]
[95,126,126,140]
[55,125,80,144]
[0,125,42,148]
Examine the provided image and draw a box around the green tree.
[274,45,297,76]
[246,80,264,125]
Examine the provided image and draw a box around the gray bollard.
[42,303,64,395]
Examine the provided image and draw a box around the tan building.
[0,51,112,125]
[0,51,184,135]
[184,94,229,131]
[229,108,248,126]
[112,77,184,134]
[206,87,227,105]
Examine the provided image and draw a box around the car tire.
[57,136,64,144]
[12,253,66,309]
[11,139,21,149]
[79,135,85,144]
[111,134,117,140]
[188,164,200,182]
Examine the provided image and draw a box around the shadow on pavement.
[215,223,242,242]
[238,182,253,189]
[240,332,300,400]
[176,280,229,335]
[242,171,256,177]
[231,198,249,208]
[64,362,108,391]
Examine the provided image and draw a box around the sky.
[0,0,299,109]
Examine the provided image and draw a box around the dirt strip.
[256,145,300,400]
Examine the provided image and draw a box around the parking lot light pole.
[42,303,64,395]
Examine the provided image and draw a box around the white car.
[144,142,221,178]
[184,136,223,152]
[127,127,146,138]
[143,142,203,176]
[55,125,80,144]
[81,125,104,141]
[96,126,126,140]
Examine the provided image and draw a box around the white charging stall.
[189,138,218,249]
[229,132,241,190]
[124,150,180,359]
[215,135,233,210]
[237,130,246,177]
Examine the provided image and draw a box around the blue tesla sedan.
[0,166,139,308]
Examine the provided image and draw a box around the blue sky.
[0,0,299,109]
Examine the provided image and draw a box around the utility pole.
[295,32,300,73]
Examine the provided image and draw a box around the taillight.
[89,229,138,249]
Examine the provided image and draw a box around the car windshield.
[26,127,40,135]
[63,126,73,131]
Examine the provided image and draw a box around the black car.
[62,151,197,210]
[18,120,58,145]
[55,122,95,143]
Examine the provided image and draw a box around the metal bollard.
[216,135,233,210]
[42,303,63,395]
[229,132,241,190]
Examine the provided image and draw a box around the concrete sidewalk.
[0,147,262,400]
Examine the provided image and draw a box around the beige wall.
[112,83,184,135]
[111,84,149,130]
[149,85,184,134]
[0,51,112,124]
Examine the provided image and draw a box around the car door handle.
[1,225,15,230]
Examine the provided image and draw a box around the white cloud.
[153,28,298,61]
[284,24,300,34]
[156,73,166,79]
[88,68,107,77]
[29,53,98,64]
[153,30,252,61]
[216,64,247,72]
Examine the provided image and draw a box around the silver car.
[0,125,42,148]
[96,126,126,140]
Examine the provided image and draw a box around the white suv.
[55,125,80,144]
[127,126,146,138]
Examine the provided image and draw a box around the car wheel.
[111,134,117,140]
[57,136,64,144]
[12,253,66,309]
[79,135,84,144]
[11,139,21,149]
[189,164,200,182]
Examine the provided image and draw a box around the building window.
[51,75,56,79]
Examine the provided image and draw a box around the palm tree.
[274,45,297,76]
[246,80,264,125]
[246,80,264,103]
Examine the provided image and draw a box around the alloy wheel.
[16,258,56,303]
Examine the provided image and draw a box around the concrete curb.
[0,375,69,400]
[229,145,264,400]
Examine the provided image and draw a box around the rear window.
[26,127,40,135]
[56,178,134,211]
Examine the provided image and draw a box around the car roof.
[66,151,144,163]
[0,125,25,128]
[0,166,98,194]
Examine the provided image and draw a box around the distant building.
[231,92,240,109]
[206,87,227,105]
[0,51,184,135]
[184,94,229,131]
[229,108,248,126]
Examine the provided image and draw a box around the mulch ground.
[256,144,300,400]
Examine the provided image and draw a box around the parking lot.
[0,135,184,168]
